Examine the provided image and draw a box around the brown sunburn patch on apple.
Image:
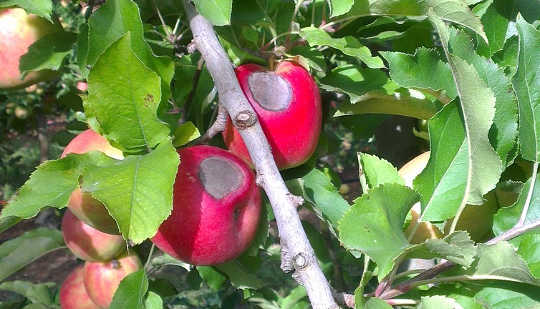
[198,156,243,199]
[248,72,292,111]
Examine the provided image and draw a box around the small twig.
[196,104,228,143]
[486,219,540,245]
[144,243,156,270]
[332,291,354,308]
[151,0,172,39]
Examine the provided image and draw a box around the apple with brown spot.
[0,8,59,89]
[59,266,100,309]
[83,253,142,308]
[62,210,125,262]
[152,145,261,265]
[223,61,322,170]
[62,129,123,234]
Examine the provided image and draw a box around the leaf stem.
[518,162,539,226]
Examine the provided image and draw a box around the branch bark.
[182,1,337,308]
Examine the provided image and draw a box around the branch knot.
[234,110,257,129]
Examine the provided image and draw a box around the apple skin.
[151,145,261,265]
[223,61,322,170]
[62,129,123,234]
[0,8,59,89]
[62,210,126,262]
[399,152,443,244]
[83,253,142,308]
[59,266,100,309]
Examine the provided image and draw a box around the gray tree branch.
[181,1,337,308]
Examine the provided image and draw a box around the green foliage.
[0,0,53,21]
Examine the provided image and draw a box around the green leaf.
[0,281,55,305]
[474,283,540,309]
[197,266,226,291]
[85,33,170,153]
[76,23,90,77]
[448,29,518,167]
[476,0,516,58]
[515,0,540,24]
[365,297,392,309]
[319,65,388,103]
[300,27,384,69]
[414,102,468,221]
[457,242,540,286]
[380,48,457,99]
[493,175,540,244]
[82,142,180,243]
[299,168,350,229]
[110,270,148,309]
[512,16,540,162]
[19,31,76,77]
[0,0,53,21]
[0,216,20,234]
[358,153,404,188]
[345,0,487,41]
[431,15,502,205]
[0,228,63,281]
[335,90,442,120]
[328,0,353,17]
[338,184,419,279]
[86,0,174,102]
[418,296,461,309]
[405,231,477,268]
[193,0,232,26]
[215,257,265,289]
[517,233,540,278]
[144,291,163,309]
[173,121,200,147]
[1,155,86,219]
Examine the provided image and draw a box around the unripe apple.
[62,210,126,262]
[0,8,59,89]
[399,152,443,244]
[83,253,142,308]
[62,129,123,234]
[223,61,322,170]
[152,145,261,265]
[59,266,100,309]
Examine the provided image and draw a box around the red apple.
[62,210,126,262]
[62,129,123,234]
[223,61,322,170]
[83,253,142,308]
[60,266,100,309]
[151,145,261,265]
[0,8,59,89]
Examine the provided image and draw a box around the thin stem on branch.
[181,1,337,308]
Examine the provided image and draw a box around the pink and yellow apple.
[62,210,126,262]
[0,8,59,89]
[59,266,100,309]
[83,253,142,308]
[152,145,261,265]
[223,61,322,170]
[62,129,123,234]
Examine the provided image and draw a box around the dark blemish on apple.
[199,156,243,199]
[248,72,292,111]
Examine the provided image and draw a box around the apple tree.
[1,0,540,308]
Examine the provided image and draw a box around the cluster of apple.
[53,59,321,306]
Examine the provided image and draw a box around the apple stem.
[182,1,338,308]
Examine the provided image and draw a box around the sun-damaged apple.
[61,129,123,234]
[152,145,261,265]
[62,210,125,262]
[223,61,322,170]
[59,266,100,309]
[83,252,142,308]
[0,8,59,89]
